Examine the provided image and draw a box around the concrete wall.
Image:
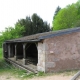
[44,32,80,72]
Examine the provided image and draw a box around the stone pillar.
[14,44,17,61]
[37,42,46,72]
[23,43,27,65]
[8,44,11,58]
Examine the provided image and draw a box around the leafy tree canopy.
[0,25,24,47]
[52,1,80,30]
[16,13,50,36]
[53,6,61,19]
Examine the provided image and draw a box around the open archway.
[25,43,38,65]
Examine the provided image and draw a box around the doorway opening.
[25,43,38,65]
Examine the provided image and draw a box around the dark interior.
[4,42,38,66]
[16,43,23,59]
[3,43,8,58]
[25,43,38,65]
[10,43,15,57]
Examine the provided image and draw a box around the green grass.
[0,48,3,59]
[0,48,79,80]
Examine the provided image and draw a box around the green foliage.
[16,13,50,36]
[0,35,4,48]
[31,13,50,33]
[0,25,24,48]
[0,48,3,59]
[53,6,61,19]
[73,20,80,27]
[14,23,25,37]
[53,1,80,30]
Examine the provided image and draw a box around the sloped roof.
[5,27,80,43]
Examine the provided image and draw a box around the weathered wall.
[44,32,80,72]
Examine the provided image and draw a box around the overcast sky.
[0,0,77,31]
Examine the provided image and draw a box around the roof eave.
[5,39,41,43]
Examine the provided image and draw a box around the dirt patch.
[0,73,19,80]
[28,74,73,80]
[0,73,73,80]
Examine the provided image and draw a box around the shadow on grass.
[0,59,14,72]
[0,59,27,77]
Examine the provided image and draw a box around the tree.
[52,1,80,30]
[53,6,61,19]
[31,13,50,34]
[16,13,50,36]
[14,23,25,37]
[0,25,24,48]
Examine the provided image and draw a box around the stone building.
[3,27,80,73]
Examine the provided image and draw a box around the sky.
[0,0,77,31]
